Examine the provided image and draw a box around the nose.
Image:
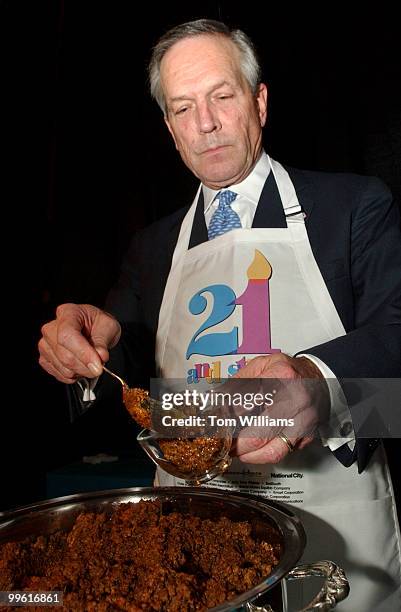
[196,101,221,134]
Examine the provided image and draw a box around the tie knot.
[217,190,237,208]
[208,190,241,240]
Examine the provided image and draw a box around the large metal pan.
[0,487,349,611]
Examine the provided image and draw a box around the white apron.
[154,158,401,611]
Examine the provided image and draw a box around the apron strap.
[268,157,303,222]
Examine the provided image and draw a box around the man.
[39,20,401,610]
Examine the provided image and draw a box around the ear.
[164,115,179,150]
[256,83,268,127]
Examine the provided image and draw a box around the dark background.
[1,2,400,510]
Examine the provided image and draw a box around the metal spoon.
[102,365,174,415]
[102,365,155,428]
[103,365,129,388]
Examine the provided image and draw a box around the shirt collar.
[202,151,271,214]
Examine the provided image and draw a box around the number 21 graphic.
[186,250,281,358]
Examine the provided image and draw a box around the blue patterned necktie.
[207,190,242,240]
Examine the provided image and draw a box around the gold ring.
[278,433,295,453]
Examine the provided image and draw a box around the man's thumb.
[94,345,110,365]
[86,346,110,376]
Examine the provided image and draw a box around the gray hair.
[148,19,262,114]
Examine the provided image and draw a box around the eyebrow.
[169,80,232,104]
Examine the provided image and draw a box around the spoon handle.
[103,365,128,388]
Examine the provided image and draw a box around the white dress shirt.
[203,152,269,229]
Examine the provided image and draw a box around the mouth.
[200,145,230,155]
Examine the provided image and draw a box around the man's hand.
[38,303,121,383]
[232,353,329,464]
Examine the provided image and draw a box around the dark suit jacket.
[96,166,401,473]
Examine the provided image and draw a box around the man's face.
[161,35,268,189]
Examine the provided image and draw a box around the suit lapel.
[252,170,286,227]
[254,166,316,225]
[188,190,208,248]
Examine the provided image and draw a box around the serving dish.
[0,487,349,611]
